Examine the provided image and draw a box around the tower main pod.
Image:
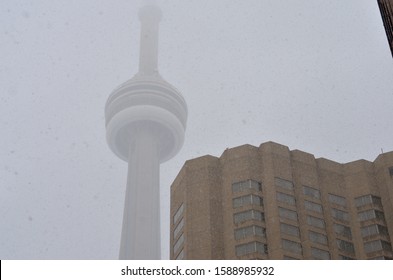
[105,5,187,259]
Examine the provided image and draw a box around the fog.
[1,0,393,259]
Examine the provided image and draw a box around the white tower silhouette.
[105,4,187,259]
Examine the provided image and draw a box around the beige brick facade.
[170,142,393,260]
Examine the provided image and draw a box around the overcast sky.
[1,0,393,259]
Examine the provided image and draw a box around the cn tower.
[105,4,187,259]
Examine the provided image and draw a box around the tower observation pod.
[105,4,187,259]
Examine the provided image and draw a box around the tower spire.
[138,5,162,75]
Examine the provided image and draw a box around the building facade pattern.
[170,142,393,260]
[378,0,393,57]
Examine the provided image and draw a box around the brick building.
[170,142,393,260]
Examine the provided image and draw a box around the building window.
[282,239,302,255]
[303,185,321,200]
[274,177,294,191]
[173,203,184,225]
[276,192,296,205]
[358,209,385,222]
[283,255,299,260]
[233,194,263,208]
[331,208,349,222]
[364,240,392,253]
[309,231,328,245]
[337,239,355,254]
[355,195,382,208]
[333,223,352,239]
[369,256,393,260]
[235,242,268,256]
[389,167,393,177]
[235,225,266,240]
[328,194,347,207]
[311,247,330,260]
[174,218,184,239]
[234,210,264,224]
[307,215,325,229]
[339,255,354,260]
[304,201,323,213]
[361,224,389,238]
[278,207,298,221]
[176,249,184,260]
[280,223,300,237]
[174,234,184,254]
[232,180,262,193]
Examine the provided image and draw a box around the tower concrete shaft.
[120,128,160,259]
[105,4,187,260]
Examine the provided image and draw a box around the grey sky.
[1,0,392,259]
